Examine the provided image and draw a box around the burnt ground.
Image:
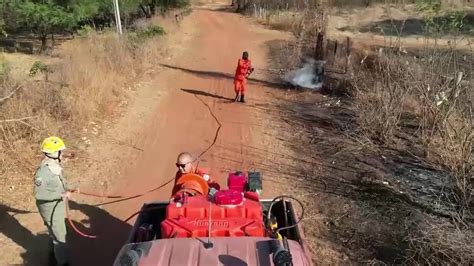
[262,39,473,264]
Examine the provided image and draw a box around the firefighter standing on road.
[234,51,254,103]
[34,136,77,266]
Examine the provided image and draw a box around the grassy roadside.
[0,14,183,210]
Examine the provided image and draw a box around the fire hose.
[64,95,223,239]
[64,196,97,239]
[64,177,175,239]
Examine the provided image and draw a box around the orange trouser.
[234,79,247,94]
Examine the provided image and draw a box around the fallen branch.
[0,83,24,103]
[18,120,40,131]
[0,116,38,123]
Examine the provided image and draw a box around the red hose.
[65,177,176,239]
[75,177,175,201]
[75,191,122,198]
[64,197,97,239]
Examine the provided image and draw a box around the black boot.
[240,94,245,103]
[48,241,56,266]
[235,92,240,102]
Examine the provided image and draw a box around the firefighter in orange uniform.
[234,51,254,103]
[173,152,219,195]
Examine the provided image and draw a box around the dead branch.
[0,116,38,123]
[18,120,40,131]
[0,83,24,103]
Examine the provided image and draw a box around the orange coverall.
[234,58,253,95]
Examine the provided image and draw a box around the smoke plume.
[284,58,325,89]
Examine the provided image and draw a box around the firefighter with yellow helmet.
[34,136,77,266]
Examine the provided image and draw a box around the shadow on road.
[161,64,287,89]
[0,204,51,265]
[0,201,134,266]
[68,200,132,265]
[181,88,234,102]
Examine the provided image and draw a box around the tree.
[0,0,22,35]
[16,1,76,50]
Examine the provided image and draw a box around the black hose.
[266,195,305,236]
[193,95,222,160]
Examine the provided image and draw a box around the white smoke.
[284,58,325,89]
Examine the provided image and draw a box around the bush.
[77,24,94,37]
[137,25,166,38]
[127,25,166,47]
[29,61,49,77]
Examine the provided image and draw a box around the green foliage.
[0,0,22,33]
[174,0,191,8]
[77,24,94,36]
[17,1,76,34]
[415,0,441,14]
[415,0,441,30]
[415,0,468,34]
[444,11,466,32]
[67,0,108,21]
[29,61,49,77]
[0,0,189,49]
[127,24,165,47]
[137,25,165,38]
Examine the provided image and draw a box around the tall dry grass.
[57,33,140,124]
[350,37,473,263]
[352,43,473,209]
[0,23,166,206]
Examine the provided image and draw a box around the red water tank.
[228,171,247,192]
[161,194,265,238]
[214,190,243,206]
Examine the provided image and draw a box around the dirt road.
[66,3,298,265]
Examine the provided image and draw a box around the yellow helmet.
[41,136,66,154]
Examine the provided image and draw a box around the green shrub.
[137,25,166,39]
[77,24,94,37]
[29,61,49,77]
[127,25,166,47]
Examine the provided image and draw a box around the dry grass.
[352,51,414,144]
[407,215,474,264]
[254,1,472,263]
[0,21,167,207]
[256,10,302,32]
[349,36,473,263]
[352,43,473,206]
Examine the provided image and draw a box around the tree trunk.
[315,32,324,60]
[236,0,248,12]
[140,4,151,18]
[51,33,54,47]
[40,34,47,52]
